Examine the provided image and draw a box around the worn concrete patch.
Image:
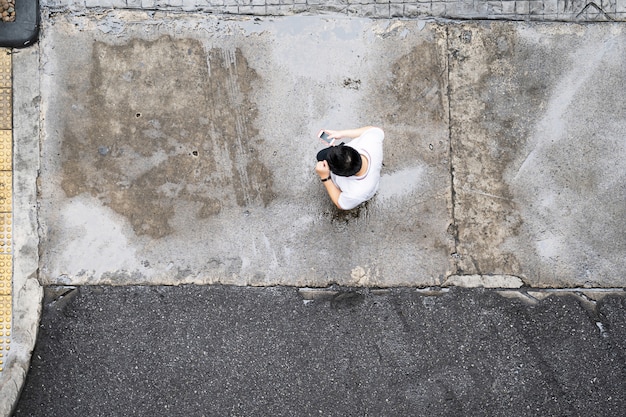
[39,12,453,287]
[59,36,271,239]
[443,274,524,288]
[449,22,536,276]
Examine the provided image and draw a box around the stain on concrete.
[387,44,447,125]
[365,25,450,182]
[369,26,449,170]
[205,47,275,208]
[448,23,541,275]
[342,77,361,90]
[60,36,273,238]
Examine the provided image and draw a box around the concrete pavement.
[36,13,626,288]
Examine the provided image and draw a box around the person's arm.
[315,160,343,209]
[324,126,378,141]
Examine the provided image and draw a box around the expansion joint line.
[444,26,459,273]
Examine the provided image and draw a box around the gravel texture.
[0,0,15,22]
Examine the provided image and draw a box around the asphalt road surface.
[13,285,626,417]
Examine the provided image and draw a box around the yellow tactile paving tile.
[0,171,11,216]
[0,130,11,171]
[0,255,9,369]
[0,50,10,89]
[0,213,10,254]
[0,89,10,130]
[0,255,10,293]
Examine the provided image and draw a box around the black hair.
[327,145,362,177]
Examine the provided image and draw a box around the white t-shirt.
[331,127,385,210]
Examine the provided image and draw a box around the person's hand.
[325,130,341,140]
[315,160,331,179]
[318,129,341,146]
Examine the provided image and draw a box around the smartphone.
[319,131,334,145]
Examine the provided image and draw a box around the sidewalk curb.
[0,46,42,417]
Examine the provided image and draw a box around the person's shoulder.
[365,126,384,136]
[363,127,384,141]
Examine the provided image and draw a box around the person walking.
[315,126,385,210]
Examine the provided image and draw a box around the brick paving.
[39,0,626,21]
